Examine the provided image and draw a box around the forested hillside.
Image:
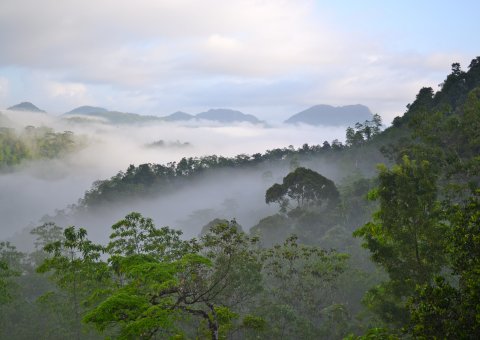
[1,57,479,339]
[0,121,84,168]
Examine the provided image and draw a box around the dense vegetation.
[0,121,82,168]
[1,56,479,339]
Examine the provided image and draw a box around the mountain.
[161,108,262,124]
[65,106,108,115]
[162,111,195,122]
[285,104,372,126]
[196,108,261,123]
[7,102,46,113]
[63,107,162,124]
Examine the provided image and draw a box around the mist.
[0,109,347,244]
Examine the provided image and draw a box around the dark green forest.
[1,57,480,339]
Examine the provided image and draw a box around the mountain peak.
[7,102,46,113]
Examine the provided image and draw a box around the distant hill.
[64,107,162,124]
[196,108,261,123]
[162,111,195,122]
[65,106,108,115]
[285,104,372,126]
[160,108,262,124]
[63,106,260,125]
[7,102,46,113]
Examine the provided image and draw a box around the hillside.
[2,56,480,340]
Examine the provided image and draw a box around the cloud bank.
[0,0,477,122]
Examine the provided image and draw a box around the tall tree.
[84,217,263,340]
[409,189,480,338]
[354,156,446,326]
[37,227,107,340]
[265,167,340,212]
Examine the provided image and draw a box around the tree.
[84,216,263,340]
[37,227,107,340]
[346,127,364,147]
[257,235,350,338]
[346,114,383,146]
[29,222,64,266]
[409,189,480,338]
[0,242,23,304]
[354,156,446,326]
[265,167,339,212]
[199,218,243,236]
[106,212,190,261]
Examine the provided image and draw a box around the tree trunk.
[207,303,219,340]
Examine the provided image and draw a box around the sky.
[0,0,479,123]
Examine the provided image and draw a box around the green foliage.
[0,242,23,304]
[409,190,480,338]
[346,114,383,147]
[7,56,480,339]
[345,327,399,339]
[37,226,108,340]
[338,176,378,231]
[82,216,264,340]
[27,212,356,339]
[352,57,480,337]
[199,218,243,236]
[354,156,446,326]
[0,126,81,168]
[265,167,340,212]
[107,212,190,261]
[256,235,351,338]
[79,141,348,208]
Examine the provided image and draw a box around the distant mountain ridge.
[7,102,46,113]
[63,106,262,124]
[64,106,162,124]
[7,102,372,126]
[285,104,373,126]
[161,108,262,124]
[65,106,109,115]
[162,111,195,122]
[195,109,261,123]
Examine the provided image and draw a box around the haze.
[0,109,345,243]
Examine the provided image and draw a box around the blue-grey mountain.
[7,102,46,113]
[285,104,372,126]
[195,108,261,123]
[64,106,161,124]
[161,108,262,124]
[162,111,195,122]
[65,106,109,115]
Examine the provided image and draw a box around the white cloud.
[47,81,87,98]
[0,0,338,82]
[0,0,475,121]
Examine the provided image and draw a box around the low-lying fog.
[0,109,346,246]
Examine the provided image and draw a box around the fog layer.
[1,110,346,242]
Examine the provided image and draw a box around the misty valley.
[1,57,480,339]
